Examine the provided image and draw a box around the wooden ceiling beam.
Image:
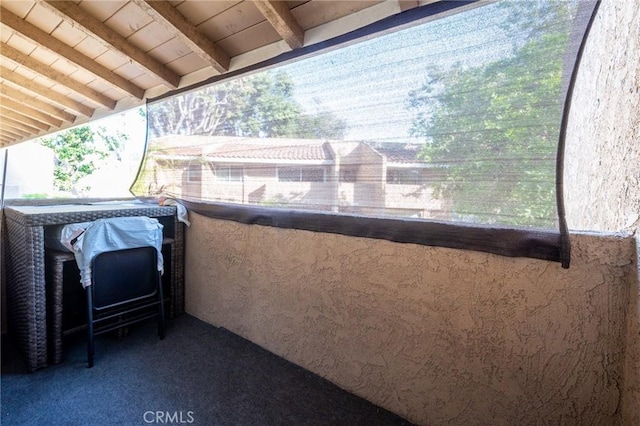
[1,129,31,142]
[0,135,17,146]
[1,84,76,123]
[2,127,25,139]
[0,43,116,110]
[37,0,180,89]
[131,0,230,74]
[2,126,31,138]
[1,115,41,134]
[253,1,304,49]
[398,1,420,12]
[3,120,34,135]
[1,97,63,127]
[0,107,51,131]
[0,138,18,148]
[0,6,144,99]
[1,66,95,117]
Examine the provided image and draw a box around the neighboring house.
[368,142,449,219]
[147,136,449,219]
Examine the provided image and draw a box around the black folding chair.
[86,246,165,368]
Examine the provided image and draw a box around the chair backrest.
[91,246,159,311]
[73,216,164,289]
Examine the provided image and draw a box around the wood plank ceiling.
[0,0,426,147]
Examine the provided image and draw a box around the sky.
[282,2,512,143]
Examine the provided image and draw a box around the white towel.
[159,197,191,226]
[72,216,164,288]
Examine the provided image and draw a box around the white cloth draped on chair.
[72,216,164,288]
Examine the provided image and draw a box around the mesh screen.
[133,0,598,263]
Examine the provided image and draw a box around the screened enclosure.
[132,0,599,267]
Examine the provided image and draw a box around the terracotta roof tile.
[368,142,424,164]
[205,141,333,161]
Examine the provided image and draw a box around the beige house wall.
[384,183,444,216]
[353,144,385,214]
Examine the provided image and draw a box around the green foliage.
[496,0,575,43]
[407,26,569,227]
[96,127,123,161]
[40,125,125,192]
[21,193,48,199]
[148,71,346,139]
[223,72,301,137]
[292,112,347,139]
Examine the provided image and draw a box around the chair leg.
[86,286,95,368]
[157,276,166,340]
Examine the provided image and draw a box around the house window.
[340,166,358,183]
[387,169,421,185]
[186,164,201,183]
[215,165,243,182]
[278,167,325,183]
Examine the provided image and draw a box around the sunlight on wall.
[565,1,640,234]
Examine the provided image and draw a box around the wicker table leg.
[45,250,74,365]
[171,219,185,318]
[5,220,48,371]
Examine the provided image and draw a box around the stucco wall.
[626,238,640,426]
[182,1,639,424]
[185,213,635,425]
[565,0,639,234]
[563,1,640,424]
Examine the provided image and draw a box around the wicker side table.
[4,203,184,371]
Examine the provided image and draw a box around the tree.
[292,111,347,139]
[40,125,125,193]
[148,71,346,139]
[406,7,575,227]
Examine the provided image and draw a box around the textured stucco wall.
[565,0,639,234]
[182,2,640,424]
[563,1,640,424]
[626,238,640,426]
[185,213,635,425]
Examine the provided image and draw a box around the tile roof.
[205,141,334,161]
[151,146,202,157]
[149,136,427,165]
[149,137,333,162]
[367,143,424,164]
